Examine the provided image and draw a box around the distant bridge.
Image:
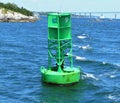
[72,12,120,19]
[33,11,120,19]
[72,12,120,14]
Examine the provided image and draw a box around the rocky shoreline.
[0,8,38,22]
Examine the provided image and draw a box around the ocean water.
[0,17,120,103]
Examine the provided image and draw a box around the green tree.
[0,2,33,16]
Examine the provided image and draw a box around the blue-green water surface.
[0,17,120,103]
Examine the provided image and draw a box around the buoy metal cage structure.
[40,13,81,85]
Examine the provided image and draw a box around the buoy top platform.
[40,13,81,85]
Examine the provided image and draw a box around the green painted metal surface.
[48,13,71,40]
[40,13,81,85]
[41,67,80,85]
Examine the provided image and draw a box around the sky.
[0,0,120,12]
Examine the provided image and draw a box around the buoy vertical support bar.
[57,16,62,72]
[48,40,51,70]
[70,39,73,68]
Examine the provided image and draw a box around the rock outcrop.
[0,8,38,22]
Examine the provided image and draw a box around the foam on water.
[107,94,120,102]
[77,35,87,39]
[99,70,117,78]
[102,61,120,68]
[73,43,92,50]
[77,33,89,39]
[102,62,107,65]
[110,75,116,78]
[82,72,99,80]
[79,45,92,50]
[108,94,116,100]
[66,53,73,56]
[73,44,78,47]
[114,63,120,67]
[67,53,86,61]
[82,33,87,36]
[75,56,86,61]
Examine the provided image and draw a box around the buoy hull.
[40,67,80,85]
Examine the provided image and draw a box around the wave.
[77,35,87,39]
[82,33,87,36]
[77,33,89,39]
[75,55,120,68]
[79,45,92,50]
[107,94,120,102]
[75,56,86,61]
[82,72,99,80]
[108,94,116,100]
[73,44,92,50]
[99,70,117,78]
[109,75,116,78]
[67,54,86,61]
[73,44,78,47]
[114,63,120,67]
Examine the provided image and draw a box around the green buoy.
[40,13,81,85]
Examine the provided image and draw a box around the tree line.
[0,2,33,16]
